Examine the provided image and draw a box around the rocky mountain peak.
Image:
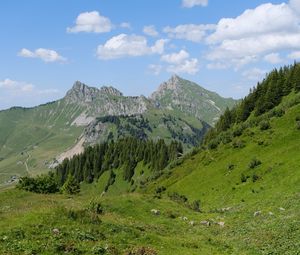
[100,86,123,97]
[65,81,99,103]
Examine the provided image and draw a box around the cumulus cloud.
[67,11,112,33]
[0,78,59,95]
[120,22,131,29]
[143,25,159,37]
[163,24,215,43]
[96,34,168,59]
[18,48,66,63]
[161,50,199,74]
[242,68,267,81]
[263,53,283,64]
[161,50,190,64]
[206,2,300,68]
[182,0,208,8]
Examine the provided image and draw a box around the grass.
[0,93,299,254]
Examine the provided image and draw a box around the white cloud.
[120,22,131,29]
[206,2,300,68]
[163,24,215,43]
[167,59,199,75]
[242,68,267,81]
[96,34,168,59]
[182,0,208,8]
[143,25,159,37]
[0,79,35,92]
[161,50,189,64]
[18,48,66,63]
[263,53,283,64]
[289,0,300,14]
[148,64,162,75]
[67,11,112,33]
[161,50,199,75]
[288,50,300,59]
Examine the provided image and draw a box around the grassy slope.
[0,94,299,254]
[147,93,300,254]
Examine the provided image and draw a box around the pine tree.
[61,174,80,195]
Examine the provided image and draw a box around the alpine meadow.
[0,1,300,255]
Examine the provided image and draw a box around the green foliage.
[259,120,271,131]
[56,137,183,186]
[252,174,260,182]
[17,172,59,194]
[61,174,80,195]
[248,158,262,169]
[240,173,248,183]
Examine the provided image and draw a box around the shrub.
[17,172,59,194]
[296,121,300,130]
[208,139,219,149]
[88,200,103,215]
[240,173,248,183]
[296,116,300,121]
[260,120,271,130]
[248,158,262,169]
[227,163,235,170]
[155,186,166,194]
[233,125,244,137]
[252,174,260,182]
[232,139,245,149]
[220,132,232,144]
[61,174,80,195]
[190,200,201,212]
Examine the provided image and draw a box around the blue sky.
[1,0,300,110]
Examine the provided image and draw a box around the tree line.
[205,62,300,142]
[56,137,183,187]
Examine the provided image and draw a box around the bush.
[208,139,219,149]
[260,120,271,131]
[296,121,300,130]
[227,163,235,170]
[295,116,300,121]
[233,125,244,137]
[88,200,103,215]
[232,139,245,149]
[17,172,59,194]
[252,174,260,182]
[61,174,80,195]
[190,200,201,212]
[249,158,262,169]
[240,173,248,183]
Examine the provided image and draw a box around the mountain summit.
[151,75,236,125]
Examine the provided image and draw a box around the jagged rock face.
[64,81,152,122]
[65,81,100,103]
[151,75,236,126]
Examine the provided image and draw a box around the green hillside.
[0,65,299,254]
[0,76,234,187]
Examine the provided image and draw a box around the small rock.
[279,207,285,211]
[200,220,210,226]
[189,221,196,226]
[268,212,274,216]
[217,221,225,227]
[253,211,261,217]
[52,228,60,235]
[150,209,160,215]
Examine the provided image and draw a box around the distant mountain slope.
[0,76,236,185]
[151,75,236,126]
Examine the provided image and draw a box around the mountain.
[1,64,300,254]
[0,76,235,187]
[151,75,236,126]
